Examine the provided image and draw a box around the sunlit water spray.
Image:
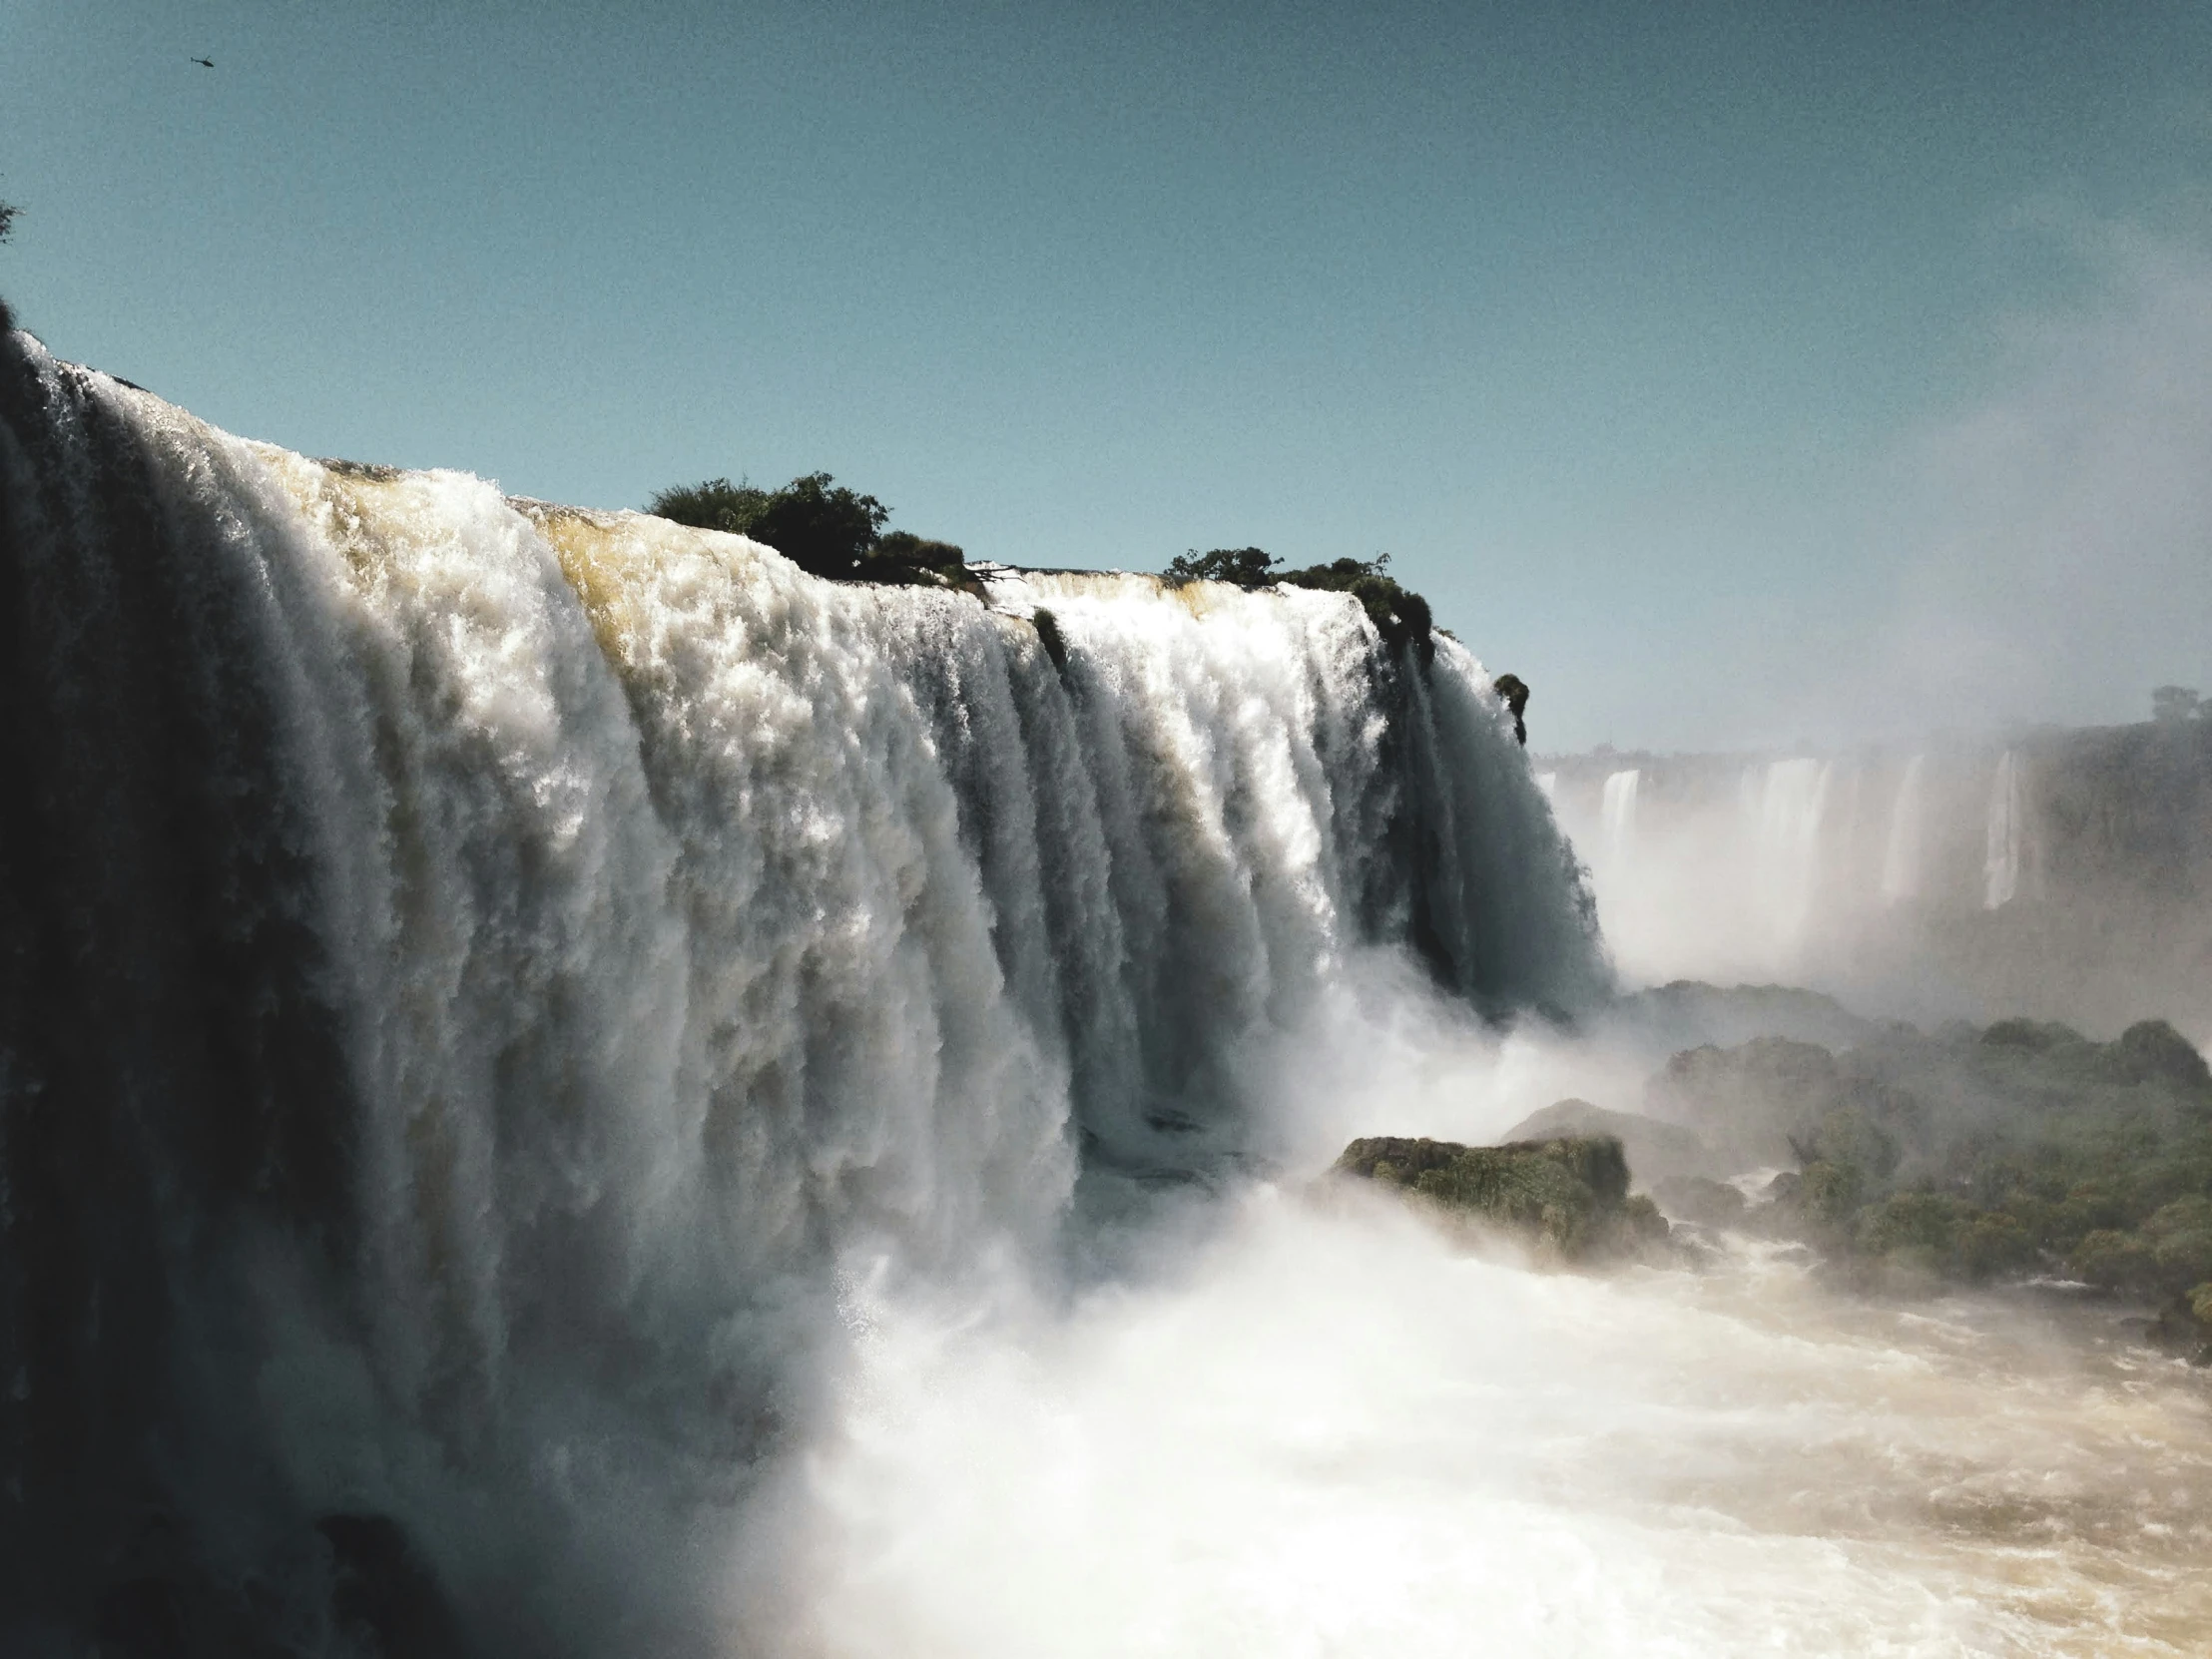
[784,1189,2212,1659]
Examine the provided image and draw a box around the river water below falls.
[785,1193,2212,1659]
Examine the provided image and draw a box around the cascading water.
[0,333,1603,1654]
[1598,769,1640,871]
[1881,754,1927,905]
[1753,758,1831,952]
[1983,750,2023,909]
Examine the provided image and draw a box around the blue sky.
[5,0,2209,750]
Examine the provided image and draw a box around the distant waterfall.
[0,332,1606,1654]
[1983,751,2023,908]
[1755,759,1830,948]
[1881,755,1926,905]
[1599,769,1640,870]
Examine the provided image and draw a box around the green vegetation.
[1337,1133,1672,1263]
[1655,1013,2212,1355]
[639,486,1450,662]
[1163,546,1279,588]
[1163,547,1435,658]
[646,472,971,589]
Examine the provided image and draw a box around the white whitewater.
[1753,758,1830,953]
[1599,768,1640,871]
[1984,750,2023,909]
[798,1191,2212,1659]
[1882,754,1927,904]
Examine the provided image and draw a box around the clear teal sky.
[5,0,2209,750]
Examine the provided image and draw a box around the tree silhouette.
[646,471,966,586]
[2151,686,2201,724]
[1164,546,1280,588]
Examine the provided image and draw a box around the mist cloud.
[1877,226,2212,737]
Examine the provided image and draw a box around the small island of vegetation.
[646,472,973,591]
[641,480,1451,666]
[1163,546,1435,659]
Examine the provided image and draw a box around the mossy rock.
[1336,1134,1671,1264]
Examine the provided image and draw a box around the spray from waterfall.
[1881,755,1926,905]
[1753,759,1830,952]
[1983,751,2023,909]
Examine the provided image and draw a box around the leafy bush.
[1275,555,1433,657]
[648,472,887,578]
[1790,1106,1901,1182]
[1160,547,1435,657]
[1164,546,1279,588]
[647,472,968,588]
[1658,1012,2212,1303]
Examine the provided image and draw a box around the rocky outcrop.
[1491,673,1529,745]
[1335,1134,1671,1263]
[1500,1098,1717,1185]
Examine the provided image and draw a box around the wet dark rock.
[319,1514,471,1659]
[1643,1012,2212,1304]
[1336,1133,1672,1263]
[1492,673,1529,745]
[1031,606,1070,675]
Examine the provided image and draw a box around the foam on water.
[787,1191,2212,1659]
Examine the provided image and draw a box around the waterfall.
[1599,769,1640,870]
[1754,758,1830,950]
[0,333,1605,1653]
[1881,755,1926,905]
[1983,750,2023,909]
